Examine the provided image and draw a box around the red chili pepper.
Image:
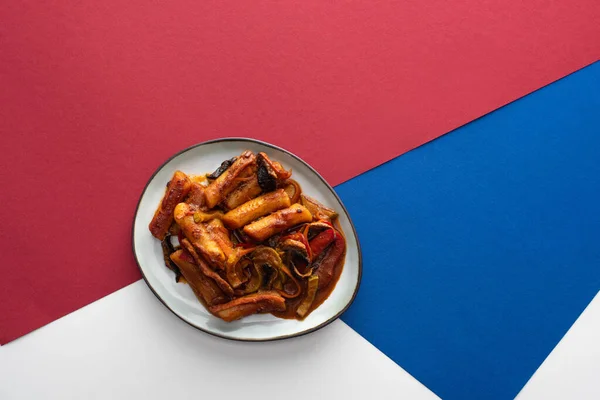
[319,220,337,237]
[314,233,345,289]
[321,220,334,228]
[309,229,335,261]
[281,231,312,260]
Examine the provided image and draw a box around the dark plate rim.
[131,137,363,342]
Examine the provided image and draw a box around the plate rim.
[131,137,363,342]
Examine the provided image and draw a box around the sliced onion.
[252,247,301,299]
[282,179,302,204]
[296,275,319,318]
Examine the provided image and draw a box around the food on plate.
[223,174,262,209]
[149,171,191,240]
[222,189,291,230]
[149,151,346,321]
[170,249,228,306]
[242,204,313,242]
[204,151,256,208]
[209,291,287,322]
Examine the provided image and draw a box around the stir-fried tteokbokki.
[149,151,346,322]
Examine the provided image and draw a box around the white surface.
[133,139,361,340]
[3,282,597,400]
[0,280,439,400]
[517,291,600,400]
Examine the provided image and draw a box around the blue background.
[338,61,600,399]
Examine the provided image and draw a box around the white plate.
[132,138,362,341]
